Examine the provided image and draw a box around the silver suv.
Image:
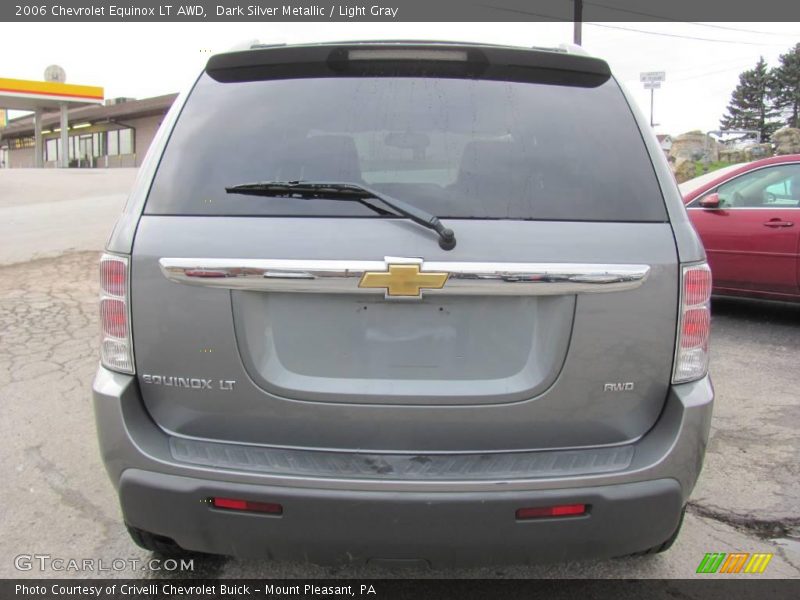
[93,41,714,566]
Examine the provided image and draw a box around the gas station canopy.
[0,77,103,110]
[0,77,104,167]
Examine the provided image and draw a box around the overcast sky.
[3,21,799,135]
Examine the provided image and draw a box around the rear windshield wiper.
[225,181,456,250]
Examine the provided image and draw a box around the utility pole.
[650,88,655,128]
[573,0,583,45]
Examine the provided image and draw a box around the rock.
[673,157,696,183]
[772,127,800,155]
[669,131,720,162]
[744,143,773,161]
[719,149,746,163]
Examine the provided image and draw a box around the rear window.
[145,72,666,221]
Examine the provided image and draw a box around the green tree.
[720,57,781,141]
[771,43,800,129]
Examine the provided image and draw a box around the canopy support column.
[59,103,69,168]
[33,109,43,168]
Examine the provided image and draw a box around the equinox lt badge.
[141,374,236,391]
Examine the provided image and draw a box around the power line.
[628,57,763,82]
[582,1,800,36]
[612,54,762,78]
[585,22,783,46]
[581,1,673,21]
[666,56,765,75]
[478,5,563,22]
[481,3,795,46]
[670,66,753,83]
[687,22,800,37]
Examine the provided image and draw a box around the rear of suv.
[93,41,714,566]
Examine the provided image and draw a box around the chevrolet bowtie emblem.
[359,263,449,298]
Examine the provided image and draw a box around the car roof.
[680,154,800,202]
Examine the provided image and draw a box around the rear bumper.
[93,368,713,565]
[120,470,682,564]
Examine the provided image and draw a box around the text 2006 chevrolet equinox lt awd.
[93,41,714,566]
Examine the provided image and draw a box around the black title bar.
[3,0,800,22]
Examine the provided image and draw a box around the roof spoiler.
[206,42,611,85]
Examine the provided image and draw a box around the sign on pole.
[640,71,666,83]
[640,71,665,128]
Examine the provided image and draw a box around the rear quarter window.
[145,72,666,222]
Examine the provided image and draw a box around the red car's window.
[693,164,800,209]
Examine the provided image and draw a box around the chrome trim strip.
[159,257,650,296]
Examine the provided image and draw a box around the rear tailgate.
[131,218,676,452]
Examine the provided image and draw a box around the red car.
[680,154,800,302]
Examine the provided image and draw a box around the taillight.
[100,258,127,296]
[673,263,711,383]
[100,253,134,374]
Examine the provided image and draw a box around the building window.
[119,128,134,154]
[107,130,119,155]
[9,137,34,149]
[105,128,133,156]
[45,139,58,162]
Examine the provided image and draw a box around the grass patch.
[694,161,731,177]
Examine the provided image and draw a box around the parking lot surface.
[0,170,797,578]
[0,169,135,266]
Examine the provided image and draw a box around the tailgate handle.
[159,258,650,298]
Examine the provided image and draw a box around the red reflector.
[516,503,586,519]
[100,298,127,338]
[681,307,711,348]
[211,497,283,514]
